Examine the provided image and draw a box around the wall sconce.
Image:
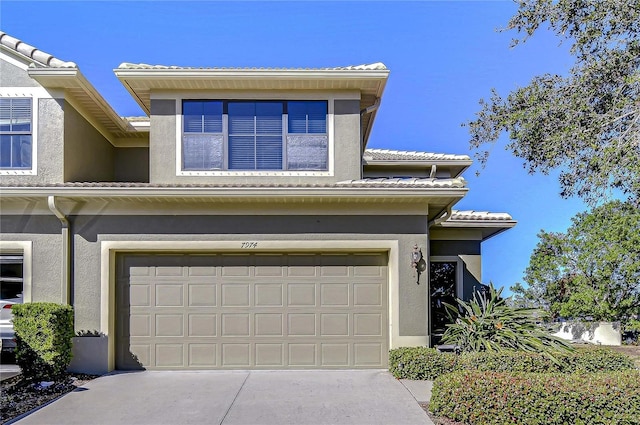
[410,244,426,284]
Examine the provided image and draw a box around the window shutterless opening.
[182,100,328,172]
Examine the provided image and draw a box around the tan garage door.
[116,253,388,369]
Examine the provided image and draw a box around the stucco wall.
[66,213,428,336]
[430,239,483,300]
[148,98,362,184]
[63,101,115,182]
[0,98,65,185]
[114,147,149,182]
[0,215,63,303]
[0,59,40,87]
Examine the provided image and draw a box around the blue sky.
[0,1,588,296]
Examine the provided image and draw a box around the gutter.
[47,196,71,305]
[428,201,456,228]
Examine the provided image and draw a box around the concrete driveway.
[13,370,433,425]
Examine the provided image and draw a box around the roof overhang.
[363,159,473,178]
[433,218,517,241]
[114,66,389,146]
[0,186,466,221]
[26,67,149,148]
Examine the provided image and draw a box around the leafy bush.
[429,370,640,425]
[12,302,74,381]
[441,284,572,358]
[388,347,458,380]
[390,346,635,379]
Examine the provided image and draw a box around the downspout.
[425,201,454,347]
[428,202,455,228]
[48,196,71,305]
[359,98,381,150]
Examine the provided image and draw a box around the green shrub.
[559,346,636,372]
[390,346,635,379]
[389,347,459,380]
[429,370,640,425]
[441,284,572,358]
[458,347,635,374]
[12,302,74,381]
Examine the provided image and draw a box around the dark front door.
[430,261,457,346]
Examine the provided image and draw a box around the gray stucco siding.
[148,97,362,185]
[0,59,40,87]
[67,214,429,336]
[0,233,63,303]
[63,102,115,182]
[0,98,64,186]
[114,147,149,182]
[430,240,481,256]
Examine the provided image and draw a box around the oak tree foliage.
[467,0,640,204]
[511,201,640,323]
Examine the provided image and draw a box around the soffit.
[114,64,389,146]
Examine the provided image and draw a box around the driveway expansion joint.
[219,372,250,425]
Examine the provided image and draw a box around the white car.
[0,297,21,352]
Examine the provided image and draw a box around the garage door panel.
[221,284,250,307]
[222,344,250,366]
[320,283,350,306]
[221,313,250,336]
[188,314,217,337]
[255,343,284,366]
[188,284,217,307]
[254,283,283,306]
[188,343,217,367]
[155,284,183,307]
[288,283,316,307]
[117,253,388,370]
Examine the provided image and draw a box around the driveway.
[13,370,433,425]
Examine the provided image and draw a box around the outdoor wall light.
[410,244,427,284]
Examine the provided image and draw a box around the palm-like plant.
[441,284,572,356]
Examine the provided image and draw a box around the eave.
[114,66,389,146]
[27,67,149,148]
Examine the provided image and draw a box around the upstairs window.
[182,100,328,172]
[0,98,32,170]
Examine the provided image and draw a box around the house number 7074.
[241,242,258,249]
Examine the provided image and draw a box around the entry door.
[429,261,458,345]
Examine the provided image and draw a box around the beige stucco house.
[0,32,515,374]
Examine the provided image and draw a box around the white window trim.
[0,241,32,303]
[429,256,464,299]
[171,93,344,177]
[0,87,45,176]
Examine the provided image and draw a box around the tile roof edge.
[0,31,76,68]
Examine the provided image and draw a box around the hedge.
[429,370,640,425]
[12,302,74,381]
[389,346,635,380]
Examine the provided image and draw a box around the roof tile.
[0,31,76,68]
[117,62,387,71]
[448,210,513,221]
[363,149,471,162]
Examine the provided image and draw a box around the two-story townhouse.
[0,32,515,374]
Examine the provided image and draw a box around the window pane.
[255,102,282,134]
[0,135,31,169]
[183,101,222,133]
[11,99,31,132]
[307,101,327,133]
[0,135,10,168]
[287,102,307,133]
[202,101,223,133]
[228,102,255,134]
[286,135,327,170]
[0,99,11,132]
[256,135,282,169]
[183,101,203,133]
[183,134,223,170]
[288,101,326,134]
[229,135,255,169]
